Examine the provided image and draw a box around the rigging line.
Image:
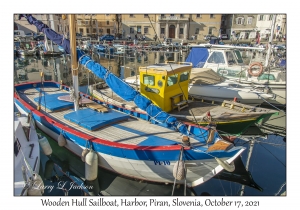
[164,61,207,139]
[262,114,286,122]
[258,141,286,167]
[171,146,184,196]
[254,139,286,147]
[274,181,286,196]
[216,174,227,196]
[257,93,285,113]
[182,145,187,196]
[147,16,162,45]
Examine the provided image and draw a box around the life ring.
[248,62,263,77]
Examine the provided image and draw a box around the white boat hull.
[14,113,40,196]
[188,82,275,106]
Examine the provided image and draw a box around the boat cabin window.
[226,51,237,65]
[167,74,178,86]
[179,72,189,82]
[143,74,155,86]
[14,138,21,157]
[258,73,276,81]
[234,50,244,64]
[207,52,225,64]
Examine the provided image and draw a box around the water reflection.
[14,50,188,87]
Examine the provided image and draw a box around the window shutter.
[235,18,238,24]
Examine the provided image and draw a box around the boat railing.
[164,61,192,66]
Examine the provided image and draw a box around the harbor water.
[14,49,286,196]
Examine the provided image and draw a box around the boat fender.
[173,160,185,180]
[248,62,263,77]
[85,150,98,181]
[60,80,63,90]
[207,126,216,144]
[38,136,52,156]
[27,173,44,195]
[44,160,54,180]
[215,157,235,172]
[58,133,67,147]
[206,111,211,122]
[81,148,90,162]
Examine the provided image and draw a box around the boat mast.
[265,14,277,67]
[68,14,80,111]
[240,138,255,196]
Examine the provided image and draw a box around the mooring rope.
[171,146,184,196]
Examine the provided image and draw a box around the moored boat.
[93,62,278,136]
[14,112,44,196]
[186,44,286,107]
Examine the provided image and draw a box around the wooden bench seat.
[85,102,109,113]
[170,93,189,111]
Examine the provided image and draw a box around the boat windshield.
[207,51,225,64]
[234,50,244,64]
[225,51,238,65]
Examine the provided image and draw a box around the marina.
[13,14,286,197]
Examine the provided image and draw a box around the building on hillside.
[189,14,222,40]
[253,14,286,41]
[224,14,258,40]
[122,14,157,40]
[156,14,190,40]
[76,14,97,38]
[221,14,286,42]
[122,14,222,41]
[274,14,286,39]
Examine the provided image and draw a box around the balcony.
[158,16,189,21]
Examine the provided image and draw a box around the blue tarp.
[185,47,209,68]
[64,109,130,131]
[34,93,74,111]
[280,59,286,67]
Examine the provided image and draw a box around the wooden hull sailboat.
[14,14,246,188]
[14,81,245,187]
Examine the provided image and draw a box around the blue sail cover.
[185,47,209,68]
[77,51,187,135]
[20,14,190,136]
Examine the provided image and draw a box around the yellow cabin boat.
[91,62,278,135]
[139,62,192,112]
